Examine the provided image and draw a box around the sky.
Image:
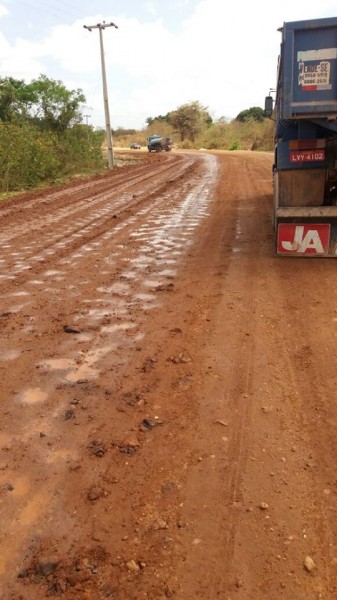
[0,0,337,130]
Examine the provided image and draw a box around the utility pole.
[83,21,118,168]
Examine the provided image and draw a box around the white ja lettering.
[281,226,324,253]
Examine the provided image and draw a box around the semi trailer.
[266,16,337,256]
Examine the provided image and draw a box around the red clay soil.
[0,149,337,600]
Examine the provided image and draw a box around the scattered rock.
[304,556,315,572]
[162,482,176,493]
[67,569,92,586]
[151,518,168,531]
[259,502,269,511]
[64,409,75,420]
[215,419,228,427]
[177,520,187,529]
[165,585,175,597]
[56,579,67,593]
[140,417,156,431]
[5,483,14,491]
[35,556,60,577]
[88,440,107,457]
[155,283,174,292]
[75,557,89,571]
[87,486,105,502]
[126,559,141,573]
[119,436,140,454]
[122,391,143,407]
[141,357,157,373]
[17,567,29,579]
[170,327,182,334]
[63,325,81,334]
[68,461,81,472]
[170,353,191,364]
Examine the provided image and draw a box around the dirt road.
[1,150,336,600]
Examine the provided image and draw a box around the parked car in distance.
[130,143,141,149]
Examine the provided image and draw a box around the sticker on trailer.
[297,48,337,91]
[277,224,330,255]
[290,149,326,162]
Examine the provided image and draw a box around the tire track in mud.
[0,153,190,244]
[0,154,218,589]
[170,153,263,598]
[0,155,197,283]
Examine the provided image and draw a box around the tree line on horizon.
[0,75,273,193]
[115,101,273,152]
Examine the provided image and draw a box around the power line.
[13,0,90,23]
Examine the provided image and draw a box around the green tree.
[25,75,85,132]
[169,101,212,142]
[0,75,86,132]
[0,77,33,122]
[235,106,265,123]
[146,114,171,126]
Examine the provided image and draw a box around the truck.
[265,17,337,256]
[147,134,173,153]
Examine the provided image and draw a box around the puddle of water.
[43,269,63,277]
[7,303,31,313]
[129,256,153,268]
[40,358,74,371]
[120,270,137,280]
[13,264,31,271]
[0,349,21,361]
[46,449,75,463]
[102,323,135,334]
[76,333,94,342]
[66,364,97,382]
[21,388,48,405]
[102,282,130,295]
[9,291,30,297]
[134,292,156,302]
[142,278,164,288]
[157,269,176,277]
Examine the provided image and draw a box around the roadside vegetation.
[0,75,273,194]
[115,101,274,153]
[0,75,105,193]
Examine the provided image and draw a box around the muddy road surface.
[1,150,337,600]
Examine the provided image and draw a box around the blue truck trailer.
[266,17,337,256]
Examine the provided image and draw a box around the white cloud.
[0,0,337,128]
[0,4,8,18]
